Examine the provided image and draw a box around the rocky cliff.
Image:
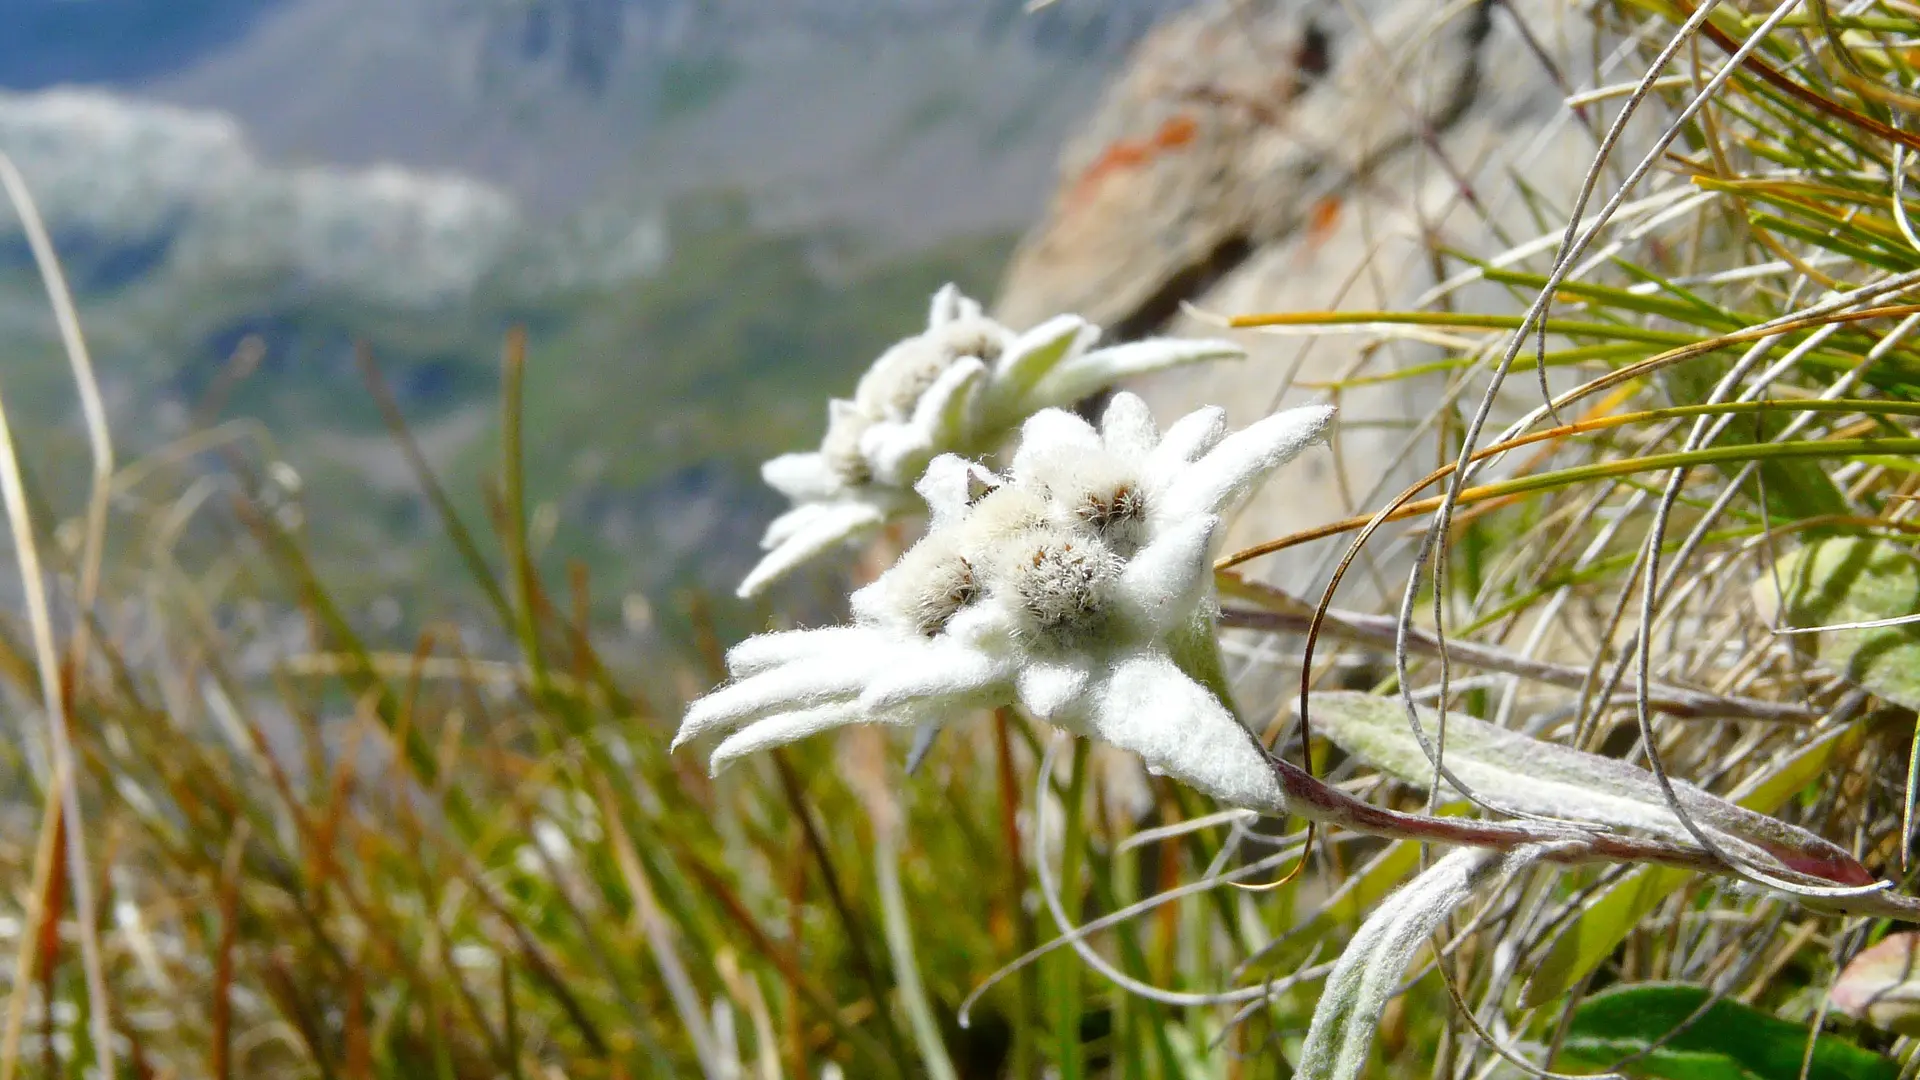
[996,0,1603,600]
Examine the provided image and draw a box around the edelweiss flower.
[736,286,1245,597]
[677,393,1335,809]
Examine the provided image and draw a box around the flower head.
[677,392,1335,810]
[736,285,1245,597]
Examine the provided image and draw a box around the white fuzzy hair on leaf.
[682,392,1336,810]
[1298,846,1552,1080]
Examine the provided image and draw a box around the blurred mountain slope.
[0,0,1206,628]
[11,0,1194,238]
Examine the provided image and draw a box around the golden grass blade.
[0,785,61,1080]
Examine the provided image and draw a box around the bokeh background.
[0,0,1189,651]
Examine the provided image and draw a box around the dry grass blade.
[0,154,115,1080]
[0,155,114,679]
[0,786,62,1080]
[210,822,250,1080]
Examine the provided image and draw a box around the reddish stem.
[1263,755,1920,921]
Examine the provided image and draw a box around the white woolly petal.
[858,643,1010,714]
[820,398,873,472]
[1027,338,1244,410]
[828,397,865,426]
[726,626,887,677]
[1142,406,1228,491]
[761,452,842,502]
[758,502,828,551]
[954,291,985,322]
[939,599,1023,649]
[736,500,886,598]
[907,357,986,462]
[1015,660,1095,725]
[949,485,1050,553]
[857,357,982,487]
[990,315,1097,400]
[861,421,930,489]
[1088,651,1283,809]
[1099,392,1160,459]
[916,454,1001,530]
[676,655,887,748]
[928,283,962,327]
[1167,404,1335,519]
[1115,514,1219,635]
[915,454,973,526]
[709,704,875,774]
[858,416,909,468]
[1011,408,1102,480]
[849,577,892,625]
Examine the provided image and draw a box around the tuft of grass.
[1208,0,1920,1073]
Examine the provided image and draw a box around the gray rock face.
[993,0,1616,703]
[997,0,1604,583]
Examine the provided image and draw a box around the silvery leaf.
[1299,846,1545,1080]
[1310,691,1868,886]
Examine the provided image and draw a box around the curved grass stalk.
[1249,737,1919,915]
[1221,414,1920,571]
[499,328,546,692]
[955,740,1321,1022]
[1405,0,1881,854]
[1217,595,1815,723]
[0,153,115,1080]
[106,419,284,500]
[1256,397,1916,869]
[0,155,113,664]
[1684,0,1920,153]
[0,373,113,1080]
[1300,341,1648,391]
[1234,304,1920,385]
[1623,321,1874,903]
[1457,511,1920,642]
[1051,739,1089,1080]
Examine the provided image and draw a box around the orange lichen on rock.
[1306,194,1343,249]
[1066,113,1202,207]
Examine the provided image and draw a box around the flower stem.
[1053,739,1091,1080]
[875,827,959,1080]
[1171,614,1239,715]
[769,752,911,1074]
[993,709,1039,1079]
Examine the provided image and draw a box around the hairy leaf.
[1299,846,1543,1080]
[1757,535,1920,710]
[982,314,1094,422]
[1523,723,1864,1006]
[1310,691,1867,884]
